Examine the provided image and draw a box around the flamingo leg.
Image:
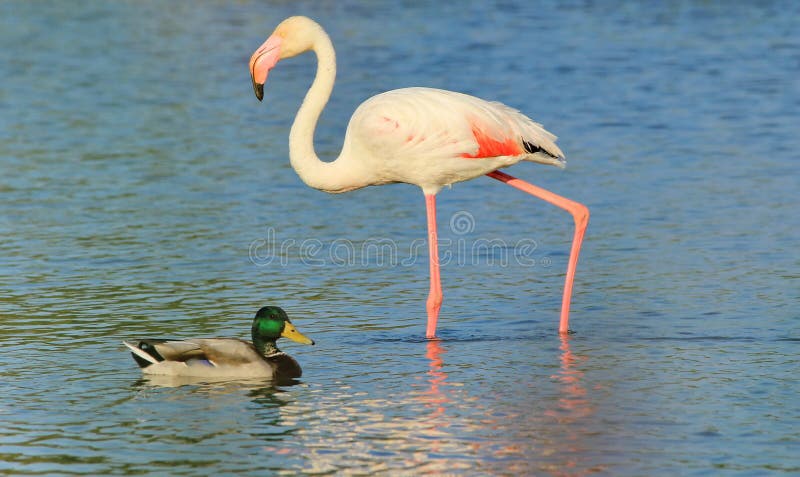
[424,194,443,339]
[486,170,589,334]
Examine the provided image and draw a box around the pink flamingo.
[249,16,589,339]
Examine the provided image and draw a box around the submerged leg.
[425,194,443,339]
[487,170,589,334]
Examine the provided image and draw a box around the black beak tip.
[253,81,264,102]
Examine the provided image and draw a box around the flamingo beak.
[252,80,264,102]
[249,34,283,102]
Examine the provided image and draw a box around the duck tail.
[123,340,159,367]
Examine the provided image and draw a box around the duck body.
[124,338,303,379]
[123,306,313,380]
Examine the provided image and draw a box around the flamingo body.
[250,16,589,338]
[341,87,566,194]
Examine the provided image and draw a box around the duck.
[123,306,315,380]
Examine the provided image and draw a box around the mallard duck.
[123,306,314,380]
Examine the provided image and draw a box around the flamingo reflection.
[415,339,452,462]
[260,336,597,474]
[548,334,593,421]
[424,339,449,419]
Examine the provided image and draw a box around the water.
[1,1,798,475]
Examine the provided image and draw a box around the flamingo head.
[249,16,324,101]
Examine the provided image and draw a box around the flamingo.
[249,16,589,339]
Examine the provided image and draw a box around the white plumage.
[345,87,566,194]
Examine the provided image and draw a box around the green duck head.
[251,306,315,348]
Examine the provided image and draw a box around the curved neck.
[288,29,362,193]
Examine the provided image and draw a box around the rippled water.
[1,1,798,475]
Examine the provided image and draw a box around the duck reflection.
[131,373,299,390]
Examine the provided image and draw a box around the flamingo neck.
[288,28,363,193]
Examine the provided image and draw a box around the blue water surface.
[1,1,798,475]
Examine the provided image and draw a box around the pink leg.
[425,194,443,339]
[487,170,589,334]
